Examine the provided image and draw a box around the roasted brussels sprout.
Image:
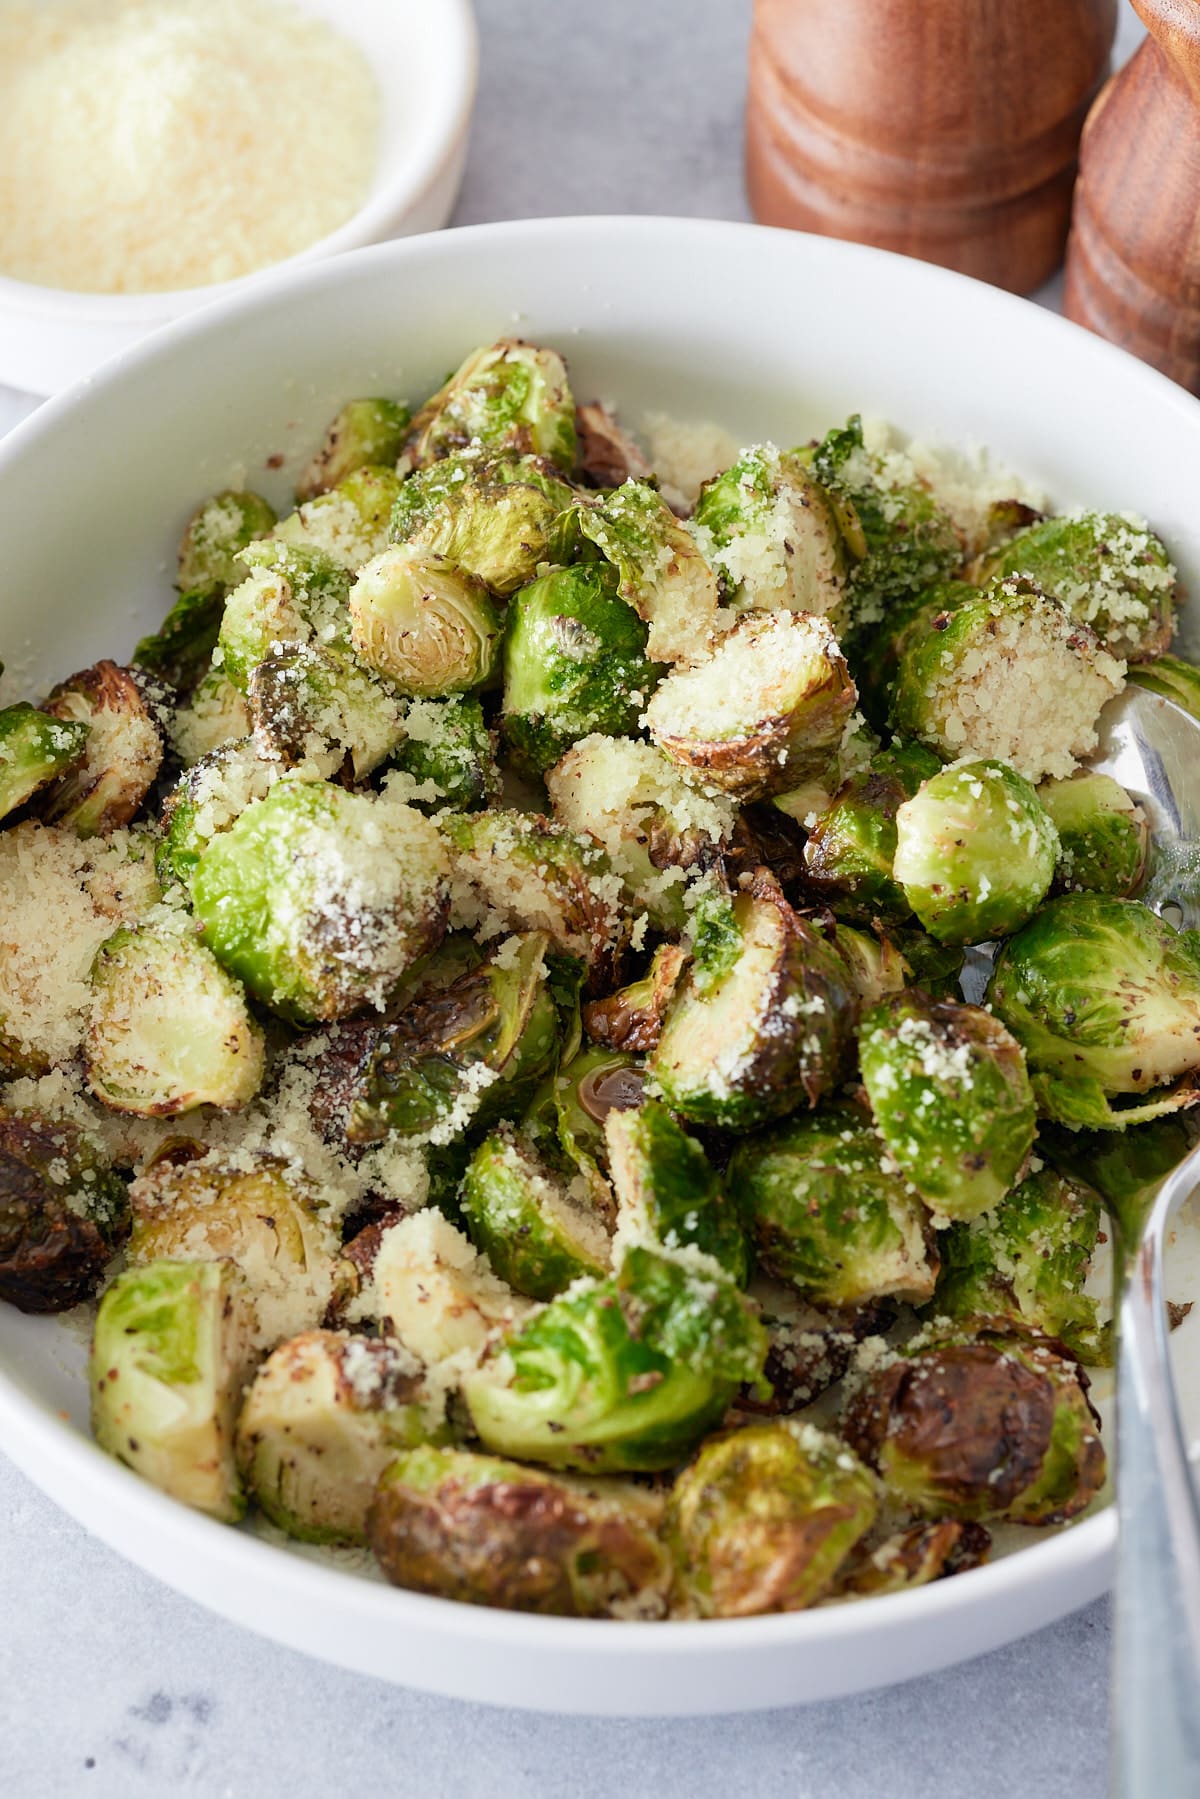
[85,917,266,1115]
[809,415,962,632]
[843,1320,1105,1524]
[401,340,577,473]
[887,578,1125,784]
[157,739,281,888]
[369,1445,671,1617]
[276,465,403,570]
[349,932,559,1144]
[91,1258,256,1520]
[246,641,402,778]
[730,1104,936,1306]
[665,1420,878,1617]
[607,1098,749,1284]
[546,735,736,932]
[178,489,279,594]
[1128,651,1200,719]
[388,695,500,813]
[859,990,1035,1222]
[389,451,575,596]
[297,398,411,502]
[0,1107,128,1313]
[460,1128,612,1299]
[169,667,251,767]
[127,1150,339,1348]
[1039,772,1148,898]
[802,740,942,925]
[40,661,165,836]
[987,893,1200,1124]
[236,1329,439,1544]
[0,703,89,825]
[582,944,688,1054]
[567,478,722,666]
[464,1244,768,1472]
[348,546,503,695]
[691,443,849,627]
[835,1519,991,1597]
[645,611,857,801]
[893,759,1059,944]
[974,510,1175,661]
[650,877,859,1130]
[191,779,448,1024]
[541,1043,644,1221]
[929,1168,1109,1365]
[444,810,628,990]
[501,563,661,779]
[831,922,909,1007]
[367,1208,531,1366]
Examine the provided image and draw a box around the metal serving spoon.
[1089,686,1200,1790]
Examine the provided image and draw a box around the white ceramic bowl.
[0,0,477,396]
[2,216,1199,1715]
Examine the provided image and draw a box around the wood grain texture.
[1064,2,1200,391]
[746,0,1117,295]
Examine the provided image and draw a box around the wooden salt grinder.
[1065,2,1200,393]
[746,0,1118,296]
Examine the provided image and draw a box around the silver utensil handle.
[1113,1204,1200,1794]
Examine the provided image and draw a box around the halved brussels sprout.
[567,478,722,666]
[835,1519,991,1598]
[665,1420,878,1617]
[401,340,577,473]
[157,739,282,888]
[460,1128,612,1300]
[127,1149,339,1351]
[191,779,448,1024]
[388,695,500,814]
[245,641,405,779]
[389,451,575,596]
[843,1319,1105,1524]
[1039,772,1148,899]
[831,922,909,1008]
[349,932,560,1145]
[348,546,503,695]
[607,1098,749,1284]
[90,1258,256,1521]
[86,917,265,1116]
[0,1107,129,1312]
[297,398,411,502]
[367,1208,531,1366]
[1128,651,1200,720]
[802,740,942,925]
[973,510,1175,661]
[645,612,856,801]
[729,1104,936,1308]
[690,443,849,628]
[464,1244,768,1472]
[169,667,251,767]
[0,703,90,825]
[501,563,662,779]
[575,402,654,490]
[859,990,1035,1223]
[368,1445,672,1617]
[928,1168,1110,1365]
[541,1044,645,1223]
[236,1329,439,1544]
[582,944,688,1054]
[888,577,1125,784]
[545,734,736,932]
[809,414,962,632]
[40,662,165,837]
[987,893,1200,1111]
[650,877,859,1131]
[276,466,403,570]
[178,489,279,594]
[444,810,628,990]
[893,759,1059,944]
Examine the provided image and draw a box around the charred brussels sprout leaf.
[389,695,500,813]
[296,398,411,502]
[0,1108,128,1313]
[566,478,722,665]
[893,759,1059,944]
[729,1104,937,1307]
[502,563,662,779]
[835,1519,991,1597]
[665,1420,878,1616]
[606,1098,750,1285]
[1039,772,1148,899]
[583,945,688,1054]
[134,587,225,696]
[40,661,165,837]
[691,443,849,628]
[460,1128,612,1300]
[464,1244,768,1472]
[830,921,909,1008]
[368,1445,672,1617]
[843,1320,1105,1524]
[0,703,90,825]
[191,780,448,1024]
[390,451,575,596]
[90,1258,256,1521]
[402,340,577,473]
[802,740,942,925]
[859,990,1035,1222]
[349,547,503,696]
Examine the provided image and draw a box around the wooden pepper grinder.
[1065,2,1200,392]
[746,0,1117,296]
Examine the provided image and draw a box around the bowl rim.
[0,0,478,323]
[6,210,1199,1681]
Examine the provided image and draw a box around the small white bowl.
[0,0,478,395]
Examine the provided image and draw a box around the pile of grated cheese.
[0,0,379,294]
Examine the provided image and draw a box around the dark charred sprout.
[0,1107,129,1313]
